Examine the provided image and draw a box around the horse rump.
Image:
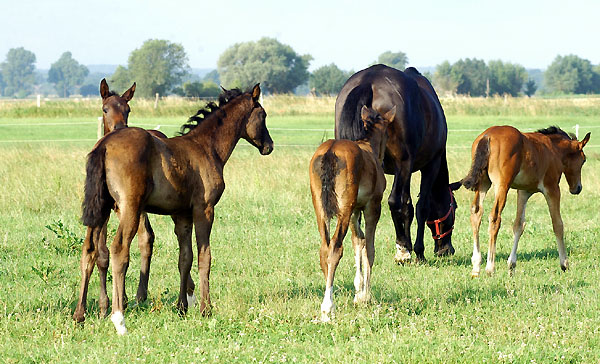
[81,144,113,227]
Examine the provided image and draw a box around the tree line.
[2,38,600,99]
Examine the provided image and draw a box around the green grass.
[0,98,599,362]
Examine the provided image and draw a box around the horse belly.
[145,175,190,214]
[510,170,540,192]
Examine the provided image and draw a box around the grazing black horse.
[335,64,457,263]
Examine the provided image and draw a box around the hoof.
[72,311,85,323]
[353,292,371,305]
[414,254,427,264]
[471,271,480,278]
[561,260,569,272]
[320,312,331,323]
[187,293,197,307]
[111,311,127,335]
[394,248,412,265]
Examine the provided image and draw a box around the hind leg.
[390,168,414,264]
[357,201,381,304]
[470,180,490,277]
[485,183,509,275]
[508,190,532,273]
[413,159,442,262]
[110,203,141,335]
[350,211,366,303]
[73,222,106,323]
[96,220,110,316]
[321,212,350,322]
[136,212,154,303]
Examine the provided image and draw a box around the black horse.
[335,64,457,263]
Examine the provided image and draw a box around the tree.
[217,37,312,93]
[80,84,98,97]
[375,51,408,70]
[111,39,189,97]
[488,60,527,96]
[176,81,221,98]
[48,52,89,97]
[309,63,351,95]
[545,54,597,94]
[524,79,537,97]
[0,72,4,96]
[1,47,36,97]
[433,61,459,94]
[203,70,220,85]
[452,58,488,96]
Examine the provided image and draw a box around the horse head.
[100,78,135,134]
[241,83,273,155]
[564,132,590,195]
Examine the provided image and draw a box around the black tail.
[81,144,113,227]
[319,150,339,220]
[338,84,373,141]
[461,137,490,191]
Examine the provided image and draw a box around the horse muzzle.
[570,184,582,195]
[261,142,274,155]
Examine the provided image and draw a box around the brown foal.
[74,79,168,324]
[309,105,395,321]
[80,84,272,334]
[453,125,590,276]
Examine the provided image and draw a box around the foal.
[310,105,395,321]
[453,125,590,276]
[81,84,272,334]
[74,79,168,323]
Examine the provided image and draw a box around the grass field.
[0,96,599,363]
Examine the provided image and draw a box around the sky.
[1,0,599,72]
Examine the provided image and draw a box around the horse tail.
[338,84,373,141]
[81,144,113,227]
[461,137,490,191]
[318,150,339,220]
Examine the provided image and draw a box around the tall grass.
[0,97,599,362]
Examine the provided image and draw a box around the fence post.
[98,117,103,140]
[37,95,41,108]
[154,93,159,109]
[575,124,579,139]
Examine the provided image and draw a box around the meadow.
[0,95,599,363]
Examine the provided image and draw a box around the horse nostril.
[572,185,582,195]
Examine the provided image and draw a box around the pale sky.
[1,0,598,71]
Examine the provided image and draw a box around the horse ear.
[252,83,261,102]
[382,106,396,124]
[580,132,591,149]
[100,78,110,99]
[121,82,136,102]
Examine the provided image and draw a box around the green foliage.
[48,52,89,97]
[524,79,538,97]
[488,60,527,97]
[375,50,408,70]
[203,69,220,85]
[452,58,488,96]
[309,63,352,95]
[111,39,189,98]
[175,81,221,98]
[433,61,459,94]
[79,83,98,97]
[217,37,312,93]
[44,219,82,255]
[1,47,36,97]
[545,54,600,94]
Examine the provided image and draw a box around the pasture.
[0,96,599,362]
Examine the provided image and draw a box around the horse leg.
[413,160,441,262]
[390,169,413,264]
[193,204,215,315]
[110,203,141,335]
[359,201,381,304]
[172,214,194,314]
[321,211,350,322]
[349,211,366,304]
[508,190,532,273]
[543,186,568,271]
[73,223,105,322]
[470,181,490,277]
[96,221,110,316]
[135,212,154,303]
[485,184,509,275]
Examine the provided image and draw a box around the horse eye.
[103,108,108,113]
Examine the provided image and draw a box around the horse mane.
[179,87,244,135]
[106,90,119,97]
[338,83,373,141]
[404,66,421,75]
[536,126,575,140]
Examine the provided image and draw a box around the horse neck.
[360,130,387,163]
[185,97,251,163]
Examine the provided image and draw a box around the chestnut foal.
[309,105,395,321]
[453,125,590,276]
[74,79,168,323]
